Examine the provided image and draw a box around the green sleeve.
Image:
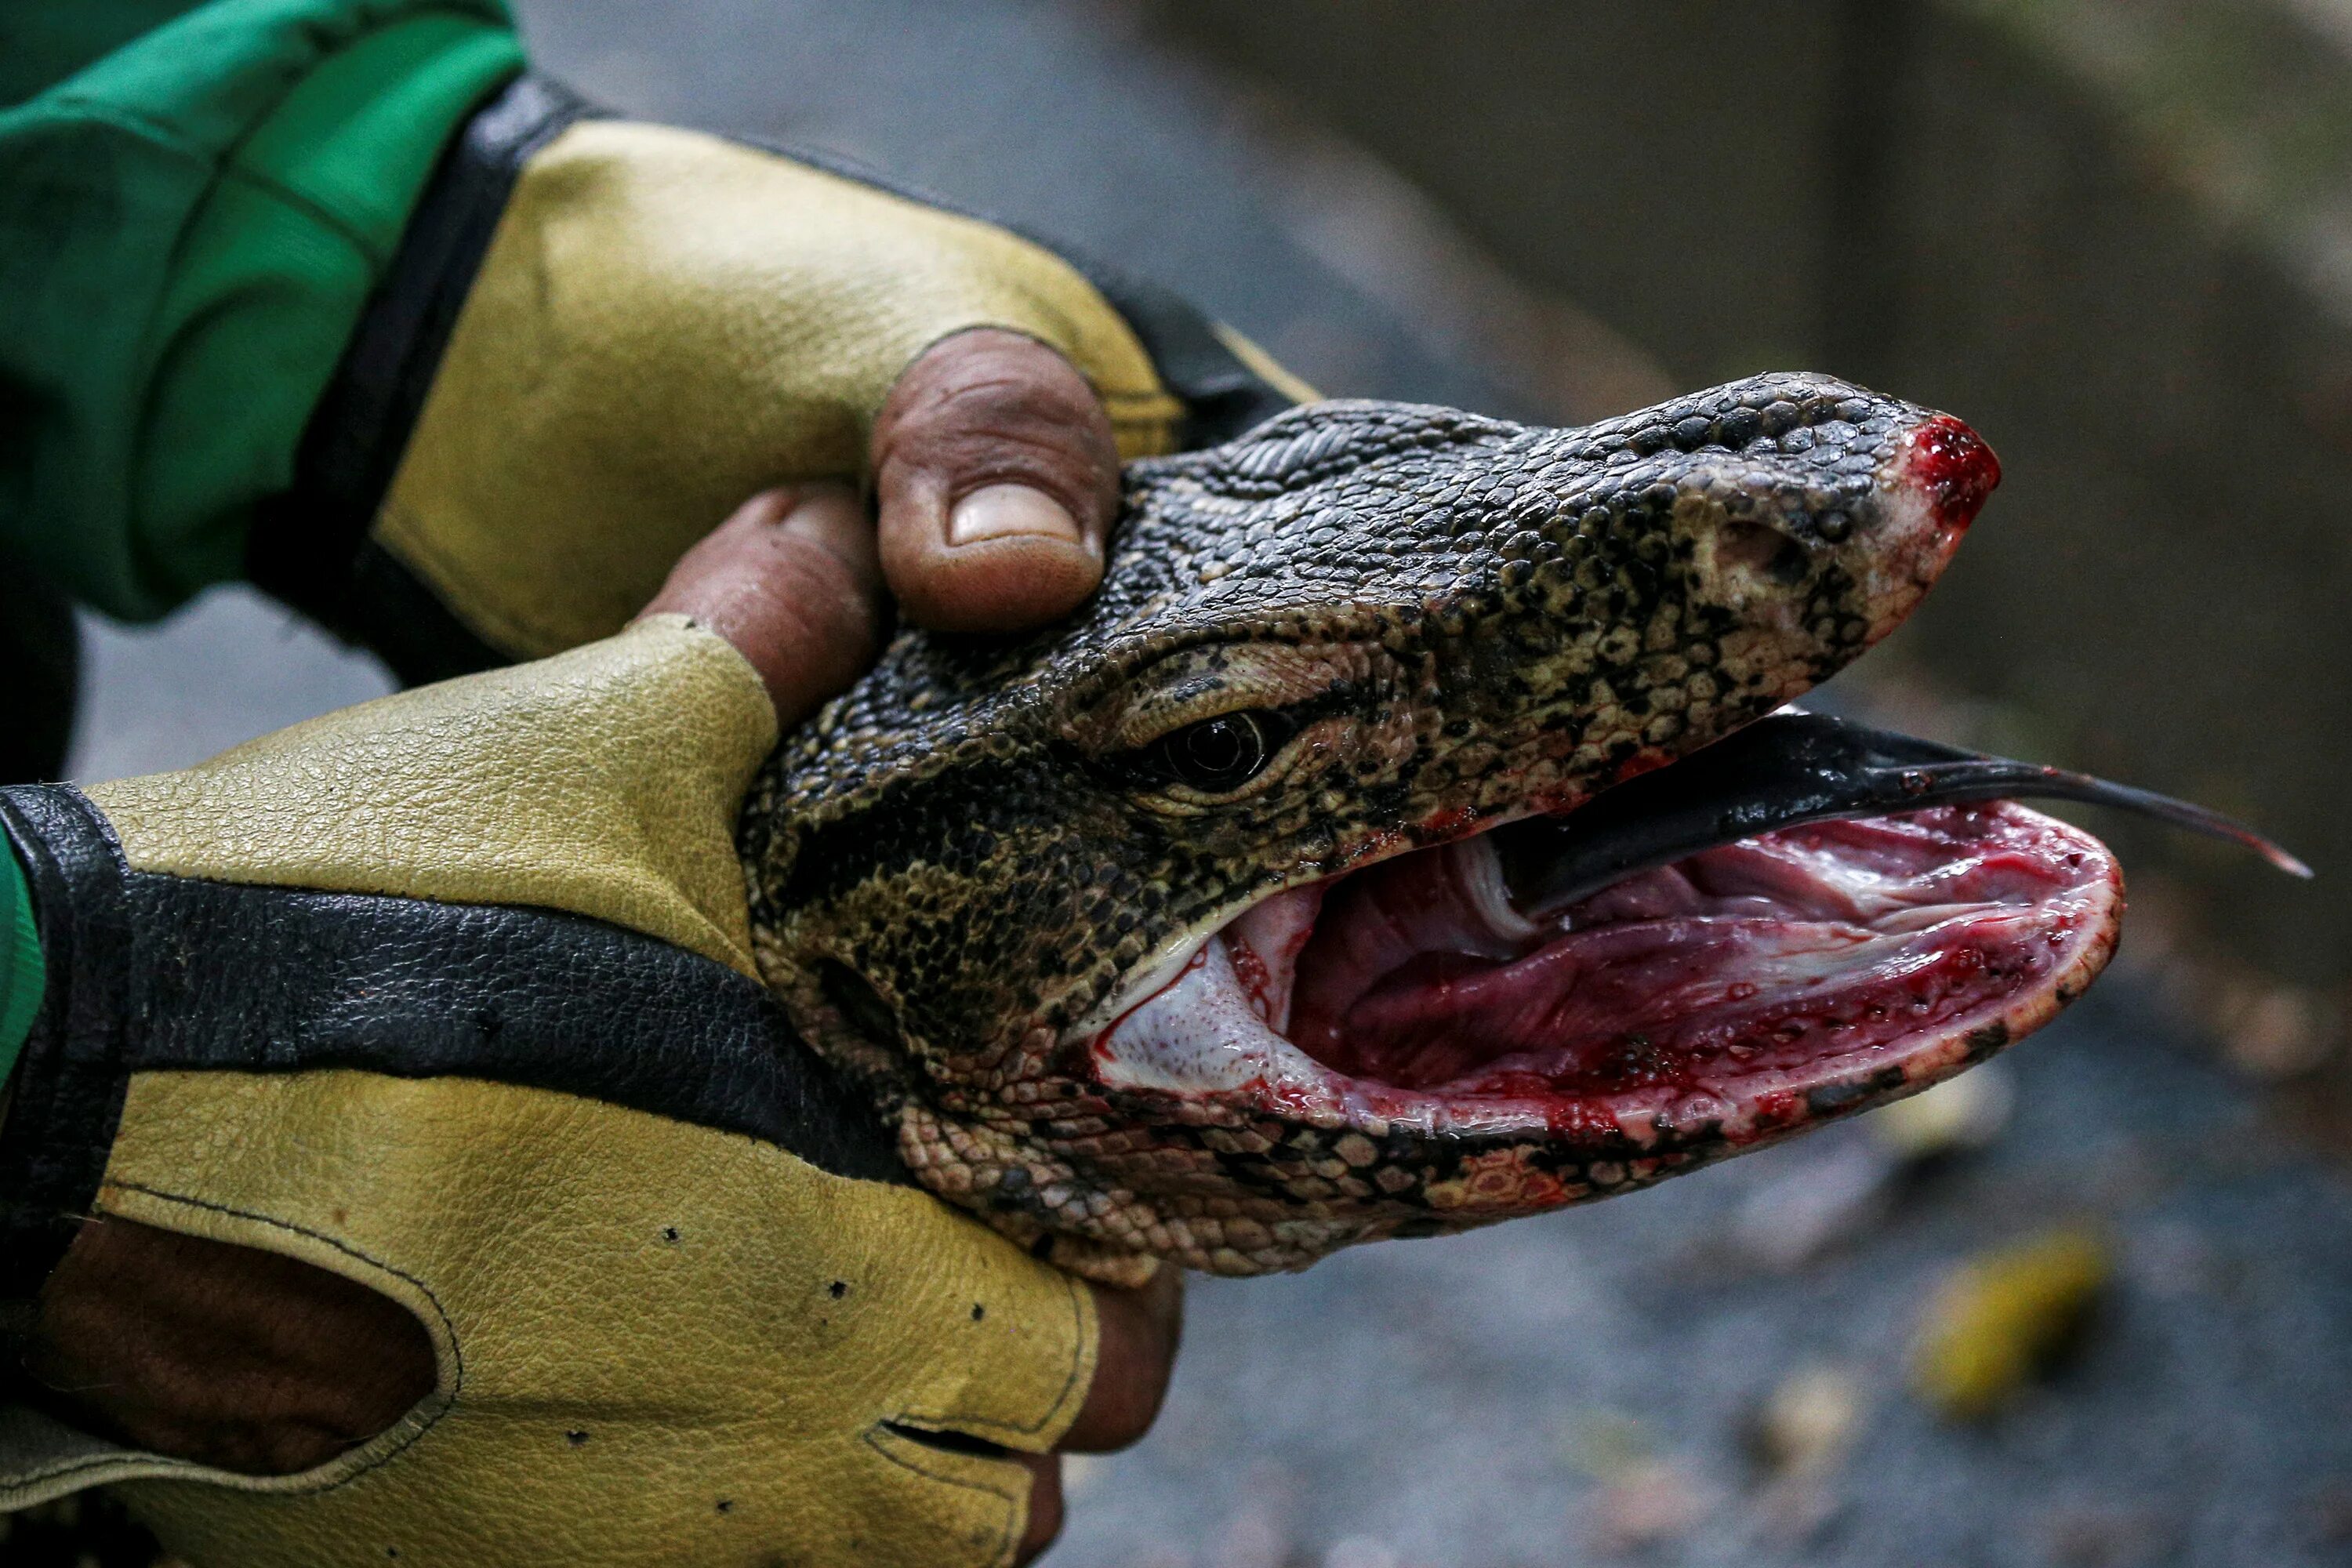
[0,846,40,1086]
[0,0,525,621]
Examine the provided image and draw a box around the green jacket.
[0,0,528,1078]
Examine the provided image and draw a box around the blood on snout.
[1906,416,2002,533]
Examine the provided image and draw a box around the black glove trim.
[255,73,1296,687]
[0,791,134,1300]
[0,784,910,1297]
[249,72,600,686]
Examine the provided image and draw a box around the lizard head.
[742,371,2118,1279]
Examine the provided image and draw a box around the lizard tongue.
[1265,712,2300,1093]
[1490,711,2307,917]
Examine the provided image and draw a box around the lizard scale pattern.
[739,372,2117,1280]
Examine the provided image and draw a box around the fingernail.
[948,484,1086,549]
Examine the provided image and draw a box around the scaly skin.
[739,372,2003,1279]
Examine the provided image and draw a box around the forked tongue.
[1494,710,2310,917]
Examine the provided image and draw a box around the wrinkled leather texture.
[0,619,1106,1565]
[96,1070,1094,1568]
[376,118,1192,658]
[86,615,773,978]
[0,779,909,1285]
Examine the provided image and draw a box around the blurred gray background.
[56,2,2352,1563]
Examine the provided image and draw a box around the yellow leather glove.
[0,615,1114,1568]
[253,74,1308,681]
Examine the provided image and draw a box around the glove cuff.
[248,73,599,685]
[0,788,130,1301]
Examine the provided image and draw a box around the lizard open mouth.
[1085,715,2300,1156]
[1268,801,2114,1130]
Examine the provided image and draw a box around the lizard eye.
[1140,710,1297,793]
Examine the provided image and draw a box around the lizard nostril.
[1717,521,1813,586]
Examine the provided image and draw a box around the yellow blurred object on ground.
[1911,1228,2111,1420]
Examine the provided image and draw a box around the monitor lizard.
[739,371,2288,1283]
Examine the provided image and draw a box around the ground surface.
[54,2,2352,1563]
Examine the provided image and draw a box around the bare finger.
[1058,1261,1183,1453]
[873,328,1120,634]
[637,483,886,727]
[25,1215,434,1475]
[1011,1452,1066,1566]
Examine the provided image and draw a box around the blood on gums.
[1228,942,1276,1023]
[1606,750,1675,789]
[1417,804,1481,843]
[1540,1096,1624,1142]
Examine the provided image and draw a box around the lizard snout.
[1902,413,2002,534]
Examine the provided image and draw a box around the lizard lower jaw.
[1085,804,2119,1153]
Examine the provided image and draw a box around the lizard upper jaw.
[1082,800,2119,1151]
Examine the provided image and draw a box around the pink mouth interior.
[1171,805,2115,1125]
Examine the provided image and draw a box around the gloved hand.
[0,489,1176,1568]
[256,73,1309,681]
